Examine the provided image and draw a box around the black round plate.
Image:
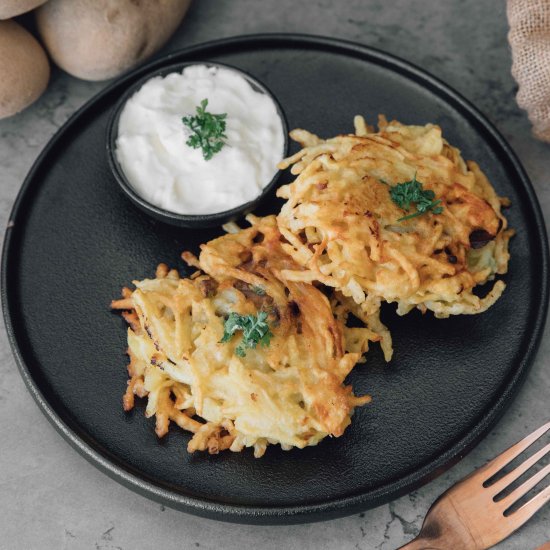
[2,34,548,525]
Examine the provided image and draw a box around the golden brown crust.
[113,216,376,457]
[276,116,512,320]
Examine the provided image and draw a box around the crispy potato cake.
[112,216,377,457]
[276,116,513,322]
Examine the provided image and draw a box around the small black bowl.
[106,61,289,228]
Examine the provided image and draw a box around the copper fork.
[400,422,550,549]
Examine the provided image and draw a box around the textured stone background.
[1,1,549,549]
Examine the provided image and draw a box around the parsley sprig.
[389,173,443,221]
[182,99,227,161]
[220,311,273,357]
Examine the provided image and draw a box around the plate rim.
[2,32,549,524]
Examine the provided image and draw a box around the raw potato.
[0,20,50,119]
[0,0,48,19]
[36,0,192,81]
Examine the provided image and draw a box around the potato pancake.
[276,116,513,322]
[112,216,377,457]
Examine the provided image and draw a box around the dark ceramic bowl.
[106,61,289,228]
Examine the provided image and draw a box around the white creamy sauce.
[115,65,285,215]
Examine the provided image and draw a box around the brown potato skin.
[0,20,50,119]
[0,0,48,19]
[36,0,192,81]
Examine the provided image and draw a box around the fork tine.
[508,483,550,526]
[489,441,550,497]
[499,462,550,510]
[477,422,550,482]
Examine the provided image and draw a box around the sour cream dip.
[115,64,286,215]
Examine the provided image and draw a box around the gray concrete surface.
[1,1,549,549]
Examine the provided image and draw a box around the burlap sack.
[508,0,550,142]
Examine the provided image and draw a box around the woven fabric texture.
[508,0,550,142]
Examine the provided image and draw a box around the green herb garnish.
[251,285,266,296]
[220,311,273,357]
[389,173,443,221]
[182,99,227,161]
